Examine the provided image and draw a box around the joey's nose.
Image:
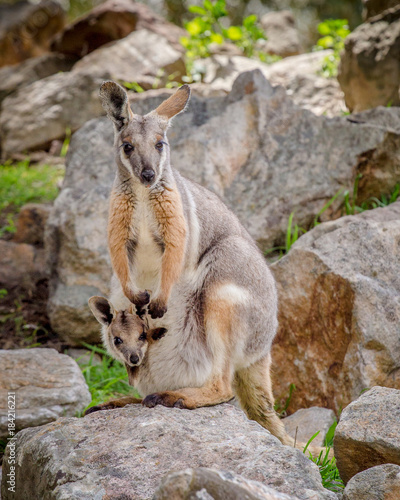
[130,353,140,365]
[141,170,155,183]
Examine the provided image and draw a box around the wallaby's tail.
[233,354,334,459]
[233,354,292,446]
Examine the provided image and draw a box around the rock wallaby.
[86,296,167,415]
[93,81,292,446]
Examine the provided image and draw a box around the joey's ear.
[99,81,133,131]
[154,85,191,121]
[88,296,115,326]
[150,327,167,341]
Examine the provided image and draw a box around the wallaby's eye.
[155,142,164,151]
[122,142,134,155]
[114,336,123,346]
[139,331,146,341]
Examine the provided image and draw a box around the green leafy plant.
[79,342,139,414]
[313,19,350,78]
[121,81,145,93]
[303,423,344,492]
[181,0,275,78]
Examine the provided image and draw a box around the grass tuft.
[78,342,139,415]
[303,421,344,493]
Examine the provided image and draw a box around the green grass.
[303,423,344,493]
[0,159,64,236]
[78,342,139,415]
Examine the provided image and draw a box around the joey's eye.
[155,142,164,151]
[114,337,123,346]
[139,331,147,341]
[122,142,134,155]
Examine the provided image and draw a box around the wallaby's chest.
[130,197,163,291]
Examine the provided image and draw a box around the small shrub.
[180,0,279,79]
[313,19,350,78]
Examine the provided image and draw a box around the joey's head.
[99,81,191,188]
[88,296,167,367]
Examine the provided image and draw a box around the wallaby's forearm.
[108,188,150,308]
[149,184,187,318]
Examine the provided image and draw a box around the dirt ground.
[0,280,66,352]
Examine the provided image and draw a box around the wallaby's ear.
[88,296,115,326]
[99,81,133,131]
[150,327,167,341]
[154,85,191,121]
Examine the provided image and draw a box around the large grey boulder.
[154,468,299,500]
[0,348,91,439]
[51,0,184,58]
[72,29,186,89]
[342,463,400,499]
[1,404,335,500]
[334,386,400,484]
[201,51,346,116]
[0,70,104,157]
[271,204,400,414]
[45,70,400,342]
[0,53,76,105]
[338,6,400,112]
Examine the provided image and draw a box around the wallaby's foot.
[84,397,142,416]
[142,392,187,409]
[148,298,167,319]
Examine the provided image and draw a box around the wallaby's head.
[88,296,167,367]
[99,81,191,188]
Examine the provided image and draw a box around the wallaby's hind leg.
[234,354,292,446]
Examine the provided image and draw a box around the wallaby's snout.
[129,353,140,365]
[141,168,155,185]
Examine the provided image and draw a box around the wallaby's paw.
[148,298,167,319]
[142,392,187,409]
[125,289,150,308]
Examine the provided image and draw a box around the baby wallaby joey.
[88,295,167,368]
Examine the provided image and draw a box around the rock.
[0,348,91,439]
[363,0,400,20]
[72,29,186,89]
[0,52,76,105]
[0,70,104,157]
[51,0,184,58]
[0,240,46,291]
[342,463,400,499]
[12,203,52,247]
[271,204,400,414]
[260,10,301,58]
[0,404,335,499]
[283,408,336,448]
[202,51,346,116]
[154,468,298,500]
[0,0,65,68]
[46,71,400,342]
[338,7,400,112]
[334,387,400,484]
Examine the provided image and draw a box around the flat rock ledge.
[1,404,335,500]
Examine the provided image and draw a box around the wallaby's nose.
[141,169,155,184]
[130,353,140,365]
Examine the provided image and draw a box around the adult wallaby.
[97,81,291,445]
